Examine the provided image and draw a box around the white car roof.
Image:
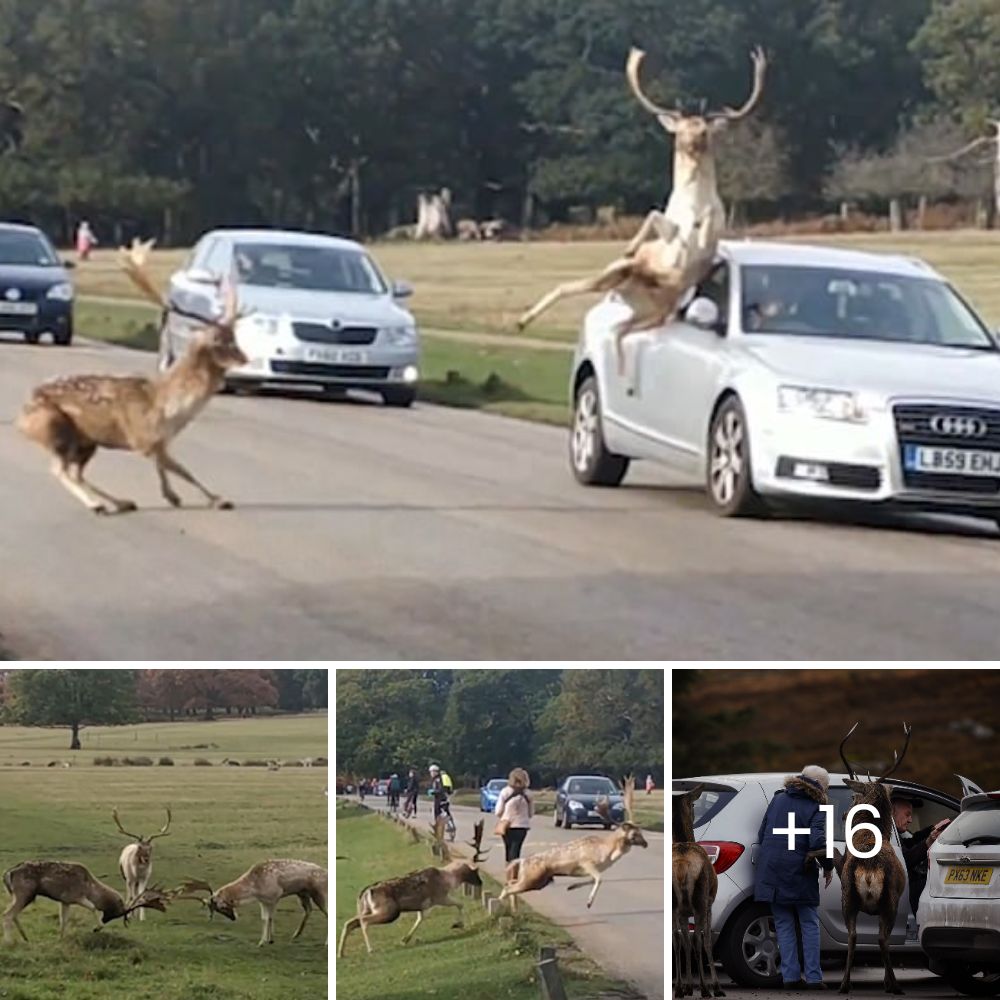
[206,228,365,252]
[720,239,942,281]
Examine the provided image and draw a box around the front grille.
[894,403,1000,494]
[271,360,389,380]
[292,322,377,345]
[776,457,881,491]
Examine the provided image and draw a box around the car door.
[635,262,732,466]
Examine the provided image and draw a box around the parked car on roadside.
[554,774,625,829]
[375,778,389,796]
[570,240,1000,528]
[480,778,506,812]
[673,772,975,989]
[0,222,74,346]
[160,228,420,406]
[919,787,1000,996]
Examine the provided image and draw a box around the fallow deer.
[833,722,912,995]
[516,46,766,376]
[16,238,247,514]
[673,784,724,998]
[171,859,327,947]
[498,775,648,910]
[2,861,168,942]
[112,806,171,920]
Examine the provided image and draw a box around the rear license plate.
[0,301,38,316]
[904,445,1000,477]
[303,346,368,365]
[944,866,993,885]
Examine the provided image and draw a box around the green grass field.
[0,717,328,1000]
[335,802,631,1000]
[70,229,1000,426]
[448,788,665,833]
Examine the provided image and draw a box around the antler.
[164,878,214,905]
[111,808,141,841]
[594,797,613,825]
[626,48,680,122]
[877,722,912,783]
[124,884,171,917]
[467,818,490,863]
[706,46,767,122]
[118,238,168,310]
[622,774,636,825]
[148,807,172,842]
[839,722,860,780]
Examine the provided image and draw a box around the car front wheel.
[570,375,629,486]
[718,902,782,988]
[940,964,1000,997]
[382,387,416,408]
[554,807,562,828]
[707,396,764,517]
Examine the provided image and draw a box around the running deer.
[112,807,171,920]
[498,775,648,910]
[517,46,766,375]
[673,784,724,998]
[833,722,912,995]
[2,861,168,942]
[171,859,327,947]
[337,856,484,956]
[16,238,247,514]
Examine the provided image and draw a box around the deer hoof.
[213,498,234,510]
[116,500,138,513]
[92,504,110,515]
[164,492,182,508]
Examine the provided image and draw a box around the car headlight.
[384,324,417,345]
[777,385,867,423]
[246,314,280,335]
[46,282,73,301]
[568,799,584,811]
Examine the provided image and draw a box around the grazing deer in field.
[172,859,327,947]
[112,807,171,920]
[833,722,912,995]
[2,861,168,942]
[338,857,484,956]
[16,238,247,514]
[673,784,724,998]
[498,775,648,910]
[517,46,766,375]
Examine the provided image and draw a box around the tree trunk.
[350,163,362,237]
[888,198,903,232]
[70,721,81,750]
[520,188,534,239]
[205,705,214,721]
[839,201,850,222]
[917,195,927,231]
[975,198,989,230]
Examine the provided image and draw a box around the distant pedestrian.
[645,774,655,795]
[494,767,533,863]
[358,779,366,803]
[388,773,401,812]
[403,768,420,818]
[75,220,97,261]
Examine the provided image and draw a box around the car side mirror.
[392,279,413,299]
[187,267,220,285]
[685,296,722,333]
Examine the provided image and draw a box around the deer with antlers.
[498,775,648,910]
[833,722,913,995]
[171,859,327,947]
[111,807,171,921]
[2,861,169,942]
[517,47,766,375]
[16,238,247,514]
[673,784,724,998]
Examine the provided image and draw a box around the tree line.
[0,0,993,243]
[335,669,663,787]
[0,669,327,748]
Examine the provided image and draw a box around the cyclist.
[387,772,401,813]
[429,764,456,840]
[403,768,420,818]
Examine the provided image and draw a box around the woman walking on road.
[754,764,835,990]
[495,767,533,862]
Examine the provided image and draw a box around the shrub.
[94,756,119,766]
[122,756,154,766]
[193,758,212,766]
[242,759,268,767]
[158,756,175,766]
[314,757,328,767]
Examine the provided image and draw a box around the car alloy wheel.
[569,375,629,486]
[707,396,764,517]
[742,913,780,980]
[572,387,598,472]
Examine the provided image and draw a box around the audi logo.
[929,414,988,438]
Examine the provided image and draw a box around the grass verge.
[335,802,636,1000]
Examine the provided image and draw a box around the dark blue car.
[0,223,74,345]
[555,774,626,829]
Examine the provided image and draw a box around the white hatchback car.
[570,241,1000,525]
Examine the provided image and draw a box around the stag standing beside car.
[494,767,533,862]
[755,765,835,990]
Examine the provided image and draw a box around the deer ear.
[656,113,679,134]
[844,779,865,793]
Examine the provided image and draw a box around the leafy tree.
[6,669,138,749]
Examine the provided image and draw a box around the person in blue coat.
[755,765,835,989]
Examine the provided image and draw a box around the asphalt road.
[5,338,1000,658]
[362,796,665,1000]
[715,967,964,1000]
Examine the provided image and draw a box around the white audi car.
[569,241,1000,526]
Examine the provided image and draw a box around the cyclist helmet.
[429,763,441,774]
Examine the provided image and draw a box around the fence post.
[537,948,567,1000]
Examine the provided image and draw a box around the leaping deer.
[834,722,912,996]
[516,46,766,375]
[112,807,171,921]
[16,238,247,514]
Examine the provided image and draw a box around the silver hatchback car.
[161,228,420,407]
[571,241,1000,525]
[674,772,974,988]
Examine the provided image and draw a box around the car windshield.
[937,804,1000,846]
[0,230,59,266]
[233,243,387,294]
[487,780,505,791]
[566,778,617,795]
[741,264,995,350]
